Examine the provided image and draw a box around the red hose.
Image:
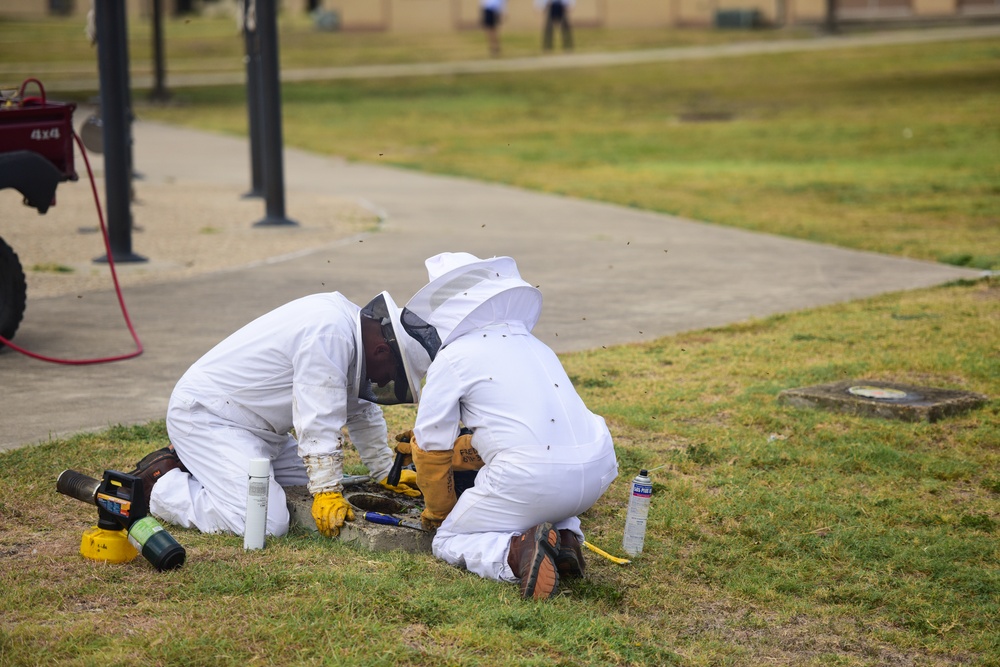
[0,130,144,364]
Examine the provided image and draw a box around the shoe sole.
[521,522,560,600]
[556,551,584,578]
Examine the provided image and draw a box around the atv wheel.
[0,236,27,349]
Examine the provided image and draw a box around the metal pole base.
[148,89,172,104]
[93,252,148,264]
[253,216,298,227]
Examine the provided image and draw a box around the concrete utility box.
[778,380,988,423]
[285,483,433,553]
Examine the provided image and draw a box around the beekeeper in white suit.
[128,291,441,539]
[397,253,618,600]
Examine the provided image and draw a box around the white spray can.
[243,458,270,550]
[622,469,652,556]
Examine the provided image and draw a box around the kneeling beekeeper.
[396,253,619,600]
[129,291,441,538]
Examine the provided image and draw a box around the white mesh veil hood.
[405,252,543,347]
[354,291,440,404]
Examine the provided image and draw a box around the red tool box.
[0,78,77,181]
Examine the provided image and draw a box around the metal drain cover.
[778,380,987,422]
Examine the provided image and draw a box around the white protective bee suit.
[406,253,619,582]
[153,292,414,537]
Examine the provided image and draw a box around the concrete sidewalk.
[36,23,1000,93]
[0,118,980,452]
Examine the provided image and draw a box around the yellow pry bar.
[582,540,631,565]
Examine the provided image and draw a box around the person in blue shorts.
[481,0,507,56]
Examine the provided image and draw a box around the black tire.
[0,236,27,348]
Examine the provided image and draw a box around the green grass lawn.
[1,18,998,667]
[136,36,1000,270]
[4,19,997,267]
[1,278,996,665]
[0,15,811,70]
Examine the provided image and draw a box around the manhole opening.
[346,493,406,514]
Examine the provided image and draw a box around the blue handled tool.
[362,511,424,531]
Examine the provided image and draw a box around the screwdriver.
[362,511,424,531]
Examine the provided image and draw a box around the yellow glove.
[311,491,355,537]
[379,468,422,497]
[413,440,457,531]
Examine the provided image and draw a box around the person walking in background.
[481,0,507,57]
[538,0,573,51]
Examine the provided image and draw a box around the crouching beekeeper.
[128,291,441,538]
[397,253,619,600]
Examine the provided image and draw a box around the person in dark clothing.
[539,0,573,51]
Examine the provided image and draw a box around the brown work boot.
[507,522,560,600]
[130,445,184,507]
[556,529,585,578]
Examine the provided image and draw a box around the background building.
[3,0,998,31]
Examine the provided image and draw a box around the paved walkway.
[1,27,988,452]
[37,24,1000,92]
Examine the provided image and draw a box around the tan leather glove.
[452,433,484,471]
[311,491,355,537]
[412,440,457,531]
[399,431,483,472]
